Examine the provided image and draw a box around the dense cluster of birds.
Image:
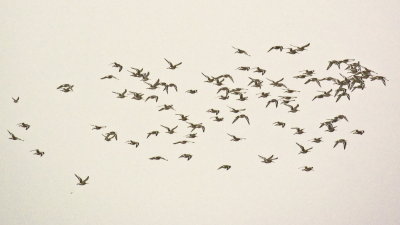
[7,43,388,185]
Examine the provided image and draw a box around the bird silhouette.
[164,58,182,70]
[334,139,347,150]
[268,46,284,52]
[232,114,250,125]
[158,104,175,111]
[91,125,106,130]
[176,114,189,121]
[273,121,286,128]
[103,131,117,141]
[291,127,305,135]
[227,133,246,141]
[145,95,159,102]
[12,97,20,103]
[218,165,231,170]
[352,130,364,135]
[30,149,45,157]
[296,143,313,154]
[266,99,279,108]
[228,106,246,113]
[126,140,139,148]
[179,154,193,161]
[112,89,127,98]
[259,155,278,163]
[75,174,89,185]
[111,62,123,72]
[173,140,194,144]
[232,46,250,56]
[147,131,159,138]
[101,75,118,80]
[300,166,314,172]
[7,130,23,141]
[18,122,30,130]
[161,125,178,134]
[149,156,168,161]
[310,137,322,143]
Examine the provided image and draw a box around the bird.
[30,149,45,157]
[145,79,161,90]
[100,75,118,80]
[176,114,189,121]
[186,122,205,132]
[291,43,310,51]
[370,75,388,86]
[310,137,322,143]
[179,154,193,161]
[253,67,266,75]
[161,83,178,94]
[149,156,168,161]
[237,66,250,71]
[102,131,117,141]
[300,166,314,172]
[164,58,182,70]
[227,133,246,141]
[186,133,197,139]
[112,89,127,98]
[286,48,298,54]
[258,92,270,98]
[268,46,284,52]
[296,143,313,154]
[91,125,106,130]
[173,140,194,144]
[305,78,321,87]
[111,62,123,72]
[126,140,139,148]
[7,130,23,141]
[267,78,287,88]
[75,174,89,185]
[207,109,220,115]
[145,95,159,102]
[334,139,347,150]
[266,99,279,108]
[211,116,224,122]
[237,93,248,101]
[147,131,159,138]
[57,84,74,92]
[218,165,231,170]
[12,97,20,103]
[202,73,215,83]
[228,107,246,113]
[161,125,178,134]
[216,74,234,83]
[326,60,340,70]
[273,121,286,128]
[232,46,250,56]
[17,122,30,130]
[232,114,250,125]
[352,130,364,135]
[292,127,305,135]
[259,155,278,163]
[158,104,175,111]
[186,89,198,94]
[129,91,144,100]
[285,104,300,113]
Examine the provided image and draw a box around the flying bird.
[259,155,278,163]
[232,46,250,56]
[296,143,313,154]
[75,174,89,185]
[12,97,20,103]
[149,156,168,161]
[232,114,250,125]
[30,149,45,157]
[7,130,23,141]
[218,165,231,170]
[179,154,193,161]
[111,62,123,72]
[164,58,182,70]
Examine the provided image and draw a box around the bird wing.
[75,174,83,182]
[164,58,173,66]
[232,116,239,124]
[83,176,89,182]
[244,115,250,124]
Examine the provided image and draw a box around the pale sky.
[1,0,400,225]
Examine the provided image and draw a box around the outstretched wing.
[232,116,239,124]
[75,174,83,182]
[164,58,173,66]
[83,176,89,182]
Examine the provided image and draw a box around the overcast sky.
[1,0,400,225]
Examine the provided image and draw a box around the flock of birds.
[7,44,388,186]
